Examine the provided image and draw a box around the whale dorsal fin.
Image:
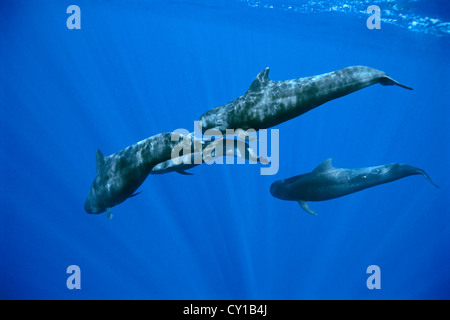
[247,67,270,93]
[312,158,334,173]
[96,149,105,172]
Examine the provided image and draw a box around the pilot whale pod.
[270,158,439,216]
[84,132,192,217]
[199,66,412,133]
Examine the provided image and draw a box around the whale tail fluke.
[417,169,440,189]
[380,76,413,90]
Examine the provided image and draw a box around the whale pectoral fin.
[106,207,113,219]
[380,76,413,90]
[258,156,270,164]
[298,200,318,216]
[176,170,194,175]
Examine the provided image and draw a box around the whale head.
[84,178,109,214]
[270,179,289,200]
[84,197,104,214]
[84,149,132,215]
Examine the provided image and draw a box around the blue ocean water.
[1,0,449,299]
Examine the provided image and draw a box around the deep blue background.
[1,0,449,299]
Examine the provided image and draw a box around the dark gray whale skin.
[199,66,412,133]
[270,158,439,215]
[84,132,191,217]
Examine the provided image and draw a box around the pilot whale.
[199,66,412,133]
[84,132,192,218]
[150,138,269,175]
[270,158,439,216]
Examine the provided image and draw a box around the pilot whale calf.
[270,158,439,216]
[84,132,192,217]
[150,138,269,175]
[199,66,412,133]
